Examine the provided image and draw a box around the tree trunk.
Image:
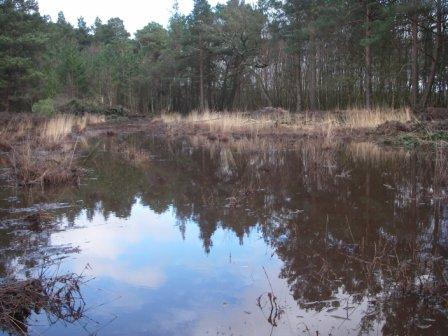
[309,28,317,111]
[296,53,302,112]
[228,57,242,110]
[3,85,10,112]
[253,70,272,106]
[411,12,419,110]
[228,71,241,110]
[199,46,205,112]
[220,63,229,110]
[420,1,442,109]
[365,4,373,109]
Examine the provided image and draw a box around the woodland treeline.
[0,0,447,114]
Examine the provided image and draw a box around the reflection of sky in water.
[26,198,381,336]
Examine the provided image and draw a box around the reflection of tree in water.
[0,271,87,336]
[0,217,58,278]
[0,208,91,334]
[138,138,446,333]
[2,136,446,333]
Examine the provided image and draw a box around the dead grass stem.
[160,108,412,136]
[0,114,105,186]
[39,114,105,144]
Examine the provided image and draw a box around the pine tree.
[0,0,47,111]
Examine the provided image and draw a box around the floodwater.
[0,135,447,336]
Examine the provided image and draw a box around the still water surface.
[0,135,446,335]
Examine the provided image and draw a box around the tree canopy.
[0,0,446,113]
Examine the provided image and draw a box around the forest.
[1,1,448,335]
[1,0,447,115]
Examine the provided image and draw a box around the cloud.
[51,202,178,288]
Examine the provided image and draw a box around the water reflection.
[0,135,446,335]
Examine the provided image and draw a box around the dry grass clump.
[0,113,105,186]
[343,108,412,129]
[160,108,413,138]
[39,114,106,144]
[160,111,183,124]
[0,113,106,148]
[296,108,412,132]
[39,115,76,143]
[116,141,151,166]
[8,142,82,186]
[162,110,274,134]
[0,114,34,150]
[0,273,86,335]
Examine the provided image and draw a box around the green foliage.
[94,17,130,45]
[60,99,104,115]
[0,0,47,111]
[60,99,128,117]
[136,23,168,60]
[0,0,446,114]
[424,131,448,142]
[400,135,420,149]
[31,98,55,116]
[394,131,448,149]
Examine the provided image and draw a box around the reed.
[39,114,106,144]
[1,113,105,186]
[160,108,413,135]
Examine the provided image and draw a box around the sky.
[38,0,253,35]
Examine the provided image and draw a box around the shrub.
[59,99,107,116]
[106,105,129,117]
[59,99,128,117]
[31,98,55,117]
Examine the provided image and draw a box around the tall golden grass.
[8,141,82,185]
[162,110,273,134]
[40,114,105,143]
[160,108,413,134]
[0,113,106,186]
[342,108,412,128]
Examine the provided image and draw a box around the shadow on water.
[0,133,446,335]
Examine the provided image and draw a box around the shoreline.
[0,111,446,188]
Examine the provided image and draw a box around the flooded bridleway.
[0,134,447,335]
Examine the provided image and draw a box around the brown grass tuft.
[8,142,83,186]
[0,114,106,187]
[160,108,413,137]
[39,114,106,144]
